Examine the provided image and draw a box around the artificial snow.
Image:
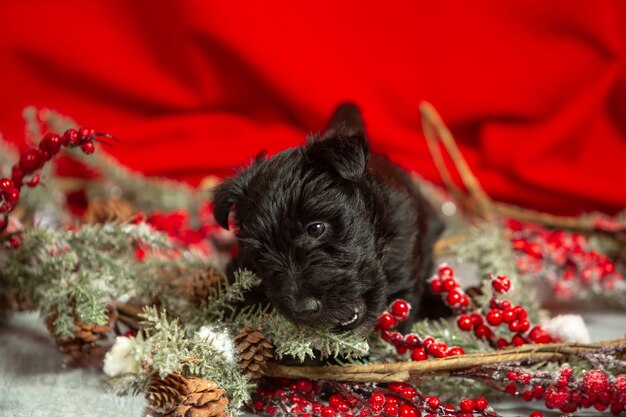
[541,314,591,343]
[103,336,139,377]
[197,325,236,364]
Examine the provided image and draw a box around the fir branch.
[264,314,370,363]
[127,306,252,413]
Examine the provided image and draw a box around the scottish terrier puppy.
[213,104,445,333]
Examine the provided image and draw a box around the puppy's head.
[213,131,387,332]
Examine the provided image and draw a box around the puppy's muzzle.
[292,296,321,320]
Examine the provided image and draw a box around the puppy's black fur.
[213,104,445,332]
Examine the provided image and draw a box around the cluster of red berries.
[375,299,465,360]
[501,366,625,415]
[508,219,623,299]
[1,127,110,232]
[428,265,471,312]
[252,378,505,417]
[429,265,553,348]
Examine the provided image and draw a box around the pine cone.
[234,326,274,380]
[146,373,229,417]
[83,197,135,224]
[46,307,117,354]
[179,267,225,304]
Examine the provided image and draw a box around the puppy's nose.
[293,297,321,319]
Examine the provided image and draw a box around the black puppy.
[213,104,444,333]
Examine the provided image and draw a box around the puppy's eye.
[306,222,326,238]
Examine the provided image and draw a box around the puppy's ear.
[306,132,369,181]
[212,153,265,230]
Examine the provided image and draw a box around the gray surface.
[1,279,623,417]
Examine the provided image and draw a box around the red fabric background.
[1,1,625,214]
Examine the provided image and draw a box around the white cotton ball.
[541,314,591,343]
[103,336,139,377]
[197,325,236,364]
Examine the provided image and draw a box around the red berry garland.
[508,219,623,301]
[0,127,116,236]
[427,264,554,348]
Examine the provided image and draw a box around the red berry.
[9,236,20,248]
[505,383,517,395]
[446,346,464,356]
[252,399,264,412]
[459,399,474,412]
[519,373,531,384]
[266,405,277,416]
[426,396,440,409]
[496,338,509,348]
[512,334,526,346]
[507,371,519,382]
[384,404,399,416]
[560,367,573,378]
[5,187,19,203]
[474,397,488,411]
[329,394,343,407]
[40,133,62,154]
[81,141,96,154]
[291,406,304,413]
[582,370,609,395]
[404,334,420,345]
[390,332,403,345]
[530,413,543,417]
[430,278,443,294]
[438,265,453,278]
[400,386,416,399]
[509,320,521,332]
[493,275,511,293]
[522,390,533,401]
[387,397,399,406]
[27,174,40,187]
[321,406,335,417]
[513,305,527,319]
[470,313,483,327]
[19,149,43,173]
[613,373,626,392]
[422,337,435,348]
[61,128,78,146]
[474,325,492,339]
[369,393,385,406]
[411,348,427,361]
[78,127,96,142]
[336,403,349,413]
[442,278,457,292]
[557,376,568,387]
[391,299,410,320]
[388,383,403,393]
[544,387,568,409]
[312,403,323,413]
[377,312,397,330]
[296,379,312,393]
[0,178,12,192]
[533,385,545,399]
[396,345,407,354]
[503,309,516,323]
[486,310,503,326]
[500,300,512,310]
[446,290,462,306]
[398,404,418,417]
[430,342,448,358]
[456,315,473,331]
[518,319,530,332]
